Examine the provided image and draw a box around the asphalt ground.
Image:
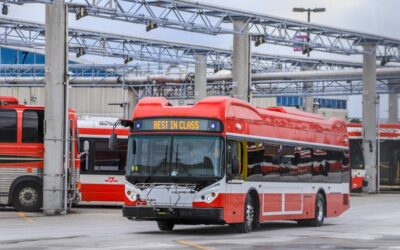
[1,194,400,250]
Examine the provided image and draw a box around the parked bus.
[347,123,400,192]
[115,97,350,233]
[0,96,80,212]
[78,121,128,204]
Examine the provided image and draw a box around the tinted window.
[349,139,364,169]
[247,142,281,182]
[244,140,348,184]
[22,110,44,143]
[94,139,127,173]
[0,109,17,142]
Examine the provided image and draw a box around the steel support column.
[301,64,314,112]
[388,80,399,123]
[43,0,68,215]
[362,43,378,193]
[194,53,207,102]
[232,20,250,102]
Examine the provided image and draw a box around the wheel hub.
[19,187,38,207]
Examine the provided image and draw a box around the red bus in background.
[0,96,80,212]
[78,121,128,204]
[347,123,400,192]
[119,97,350,233]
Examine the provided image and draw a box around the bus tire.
[233,194,255,233]
[157,220,174,231]
[12,182,42,212]
[297,193,325,227]
[310,193,325,227]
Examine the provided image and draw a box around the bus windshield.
[127,135,223,178]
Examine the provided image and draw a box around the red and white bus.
[347,123,400,192]
[0,96,80,211]
[116,97,350,233]
[78,121,128,204]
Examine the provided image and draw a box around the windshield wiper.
[164,144,168,175]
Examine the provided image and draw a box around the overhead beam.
[0,18,367,72]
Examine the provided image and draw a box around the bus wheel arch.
[317,188,327,218]
[231,189,260,233]
[9,176,43,212]
[248,188,260,227]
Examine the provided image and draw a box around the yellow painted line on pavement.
[176,240,212,250]
[17,212,33,223]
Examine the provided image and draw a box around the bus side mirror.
[109,133,118,150]
[231,158,240,175]
[83,140,90,153]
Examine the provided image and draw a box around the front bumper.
[122,206,224,224]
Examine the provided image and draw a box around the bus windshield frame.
[126,134,224,180]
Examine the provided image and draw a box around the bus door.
[225,140,246,223]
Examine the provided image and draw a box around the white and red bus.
[116,97,350,233]
[78,121,128,204]
[347,123,400,191]
[0,96,80,211]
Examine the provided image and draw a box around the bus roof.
[0,96,77,113]
[133,96,348,149]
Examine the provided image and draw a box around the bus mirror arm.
[120,119,133,128]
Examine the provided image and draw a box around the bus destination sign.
[132,118,222,132]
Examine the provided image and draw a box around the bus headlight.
[199,192,218,203]
[125,181,141,201]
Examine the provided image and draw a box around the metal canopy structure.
[0,18,364,72]
[1,64,400,97]
[3,0,399,61]
[66,0,400,61]
[1,78,398,98]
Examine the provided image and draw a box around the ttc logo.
[105,176,118,183]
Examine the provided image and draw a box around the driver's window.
[227,140,241,179]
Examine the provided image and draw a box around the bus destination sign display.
[132,118,222,132]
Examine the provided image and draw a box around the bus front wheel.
[231,194,255,233]
[157,220,174,231]
[12,182,42,212]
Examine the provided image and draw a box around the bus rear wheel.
[297,193,325,227]
[12,182,42,212]
[157,220,174,231]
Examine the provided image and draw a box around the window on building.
[0,109,17,142]
[22,110,44,143]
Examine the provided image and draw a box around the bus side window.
[227,140,241,179]
[22,109,44,143]
[0,109,17,143]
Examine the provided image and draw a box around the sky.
[3,0,400,119]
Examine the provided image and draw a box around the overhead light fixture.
[2,3,8,15]
[254,36,266,47]
[292,7,306,12]
[146,21,158,32]
[76,7,88,20]
[302,45,312,55]
[214,65,222,73]
[76,47,86,58]
[380,56,390,66]
[124,56,133,64]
